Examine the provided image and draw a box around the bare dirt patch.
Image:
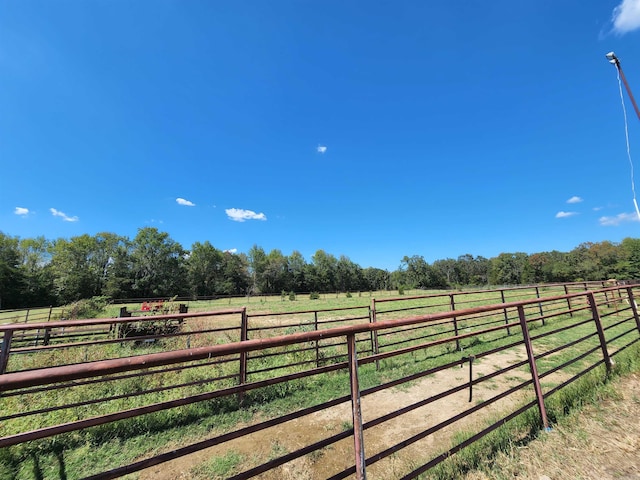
[140,347,534,480]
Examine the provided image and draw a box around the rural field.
[1,284,639,479]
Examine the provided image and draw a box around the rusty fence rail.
[0,309,247,375]
[0,281,620,377]
[1,286,639,479]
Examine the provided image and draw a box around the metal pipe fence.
[0,285,639,479]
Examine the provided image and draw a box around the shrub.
[65,296,110,319]
[345,292,352,298]
[288,291,296,301]
[309,292,320,300]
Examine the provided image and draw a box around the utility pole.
[606,51,640,121]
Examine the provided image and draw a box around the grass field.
[0,285,637,479]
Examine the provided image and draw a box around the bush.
[345,291,352,298]
[309,292,320,300]
[65,296,110,319]
[288,291,296,301]
[398,285,405,295]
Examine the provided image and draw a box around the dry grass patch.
[463,373,640,480]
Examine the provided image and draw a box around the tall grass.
[1,287,637,479]
[425,342,640,479]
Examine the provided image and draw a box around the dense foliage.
[0,227,638,308]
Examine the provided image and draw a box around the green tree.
[186,241,225,297]
[400,255,447,289]
[247,245,268,294]
[218,252,251,295]
[103,240,133,299]
[335,255,364,292]
[489,252,530,285]
[618,237,640,280]
[432,258,459,286]
[130,228,187,298]
[455,254,489,286]
[262,249,289,294]
[309,250,338,292]
[49,235,101,304]
[363,267,391,291]
[287,250,307,292]
[18,236,54,306]
[0,232,24,309]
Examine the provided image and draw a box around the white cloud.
[317,145,327,154]
[599,212,640,226]
[556,211,578,218]
[14,207,29,216]
[593,206,604,211]
[50,208,79,222]
[566,196,583,204]
[225,208,267,222]
[612,0,640,34]
[224,248,238,254]
[176,197,196,207]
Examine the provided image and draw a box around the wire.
[615,66,640,220]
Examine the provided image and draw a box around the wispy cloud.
[317,145,327,154]
[50,208,79,222]
[556,211,578,218]
[612,0,640,34]
[225,208,267,222]
[176,197,196,207]
[566,196,583,204]
[14,207,29,216]
[599,212,640,226]
[224,248,238,254]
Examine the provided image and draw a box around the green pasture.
[0,286,636,479]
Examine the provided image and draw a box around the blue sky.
[3,1,640,271]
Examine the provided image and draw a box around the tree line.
[1,227,639,309]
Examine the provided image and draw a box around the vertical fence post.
[314,311,320,367]
[500,290,511,335]
[366,306,374,356]
[535,286,545,326]
[0,329,13,375]
[47,306,53,322]
[239,307,248,403]
[586,293,614,373]
[450,294,460,351]
[626,287,640,334]
[24,309,30,323]
[564,285,573,317]
[517,305,550,431]
[370,299,380,370]
[347,333,367,480]
[603,286,611,308]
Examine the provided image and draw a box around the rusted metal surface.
[0,308,246,332]
[348,333,367,480]
[0,330,13,374]
[587,292,614,372]
[517,304,550,430]
[2,285,639,479]
[626,287,640,334]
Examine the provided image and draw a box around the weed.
[190,450,244,479]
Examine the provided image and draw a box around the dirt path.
[139,347,533,480]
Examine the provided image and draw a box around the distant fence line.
[0,284,639,479]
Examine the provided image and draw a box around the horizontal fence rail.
[0,284,639,480]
